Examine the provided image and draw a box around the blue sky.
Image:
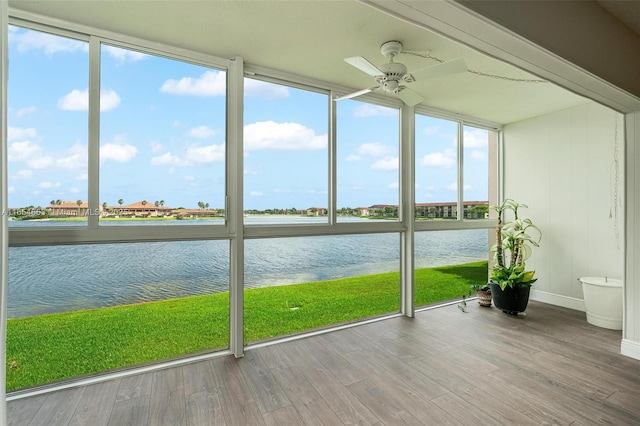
[7,25,490,211]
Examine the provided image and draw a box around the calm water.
[7,217,488,318]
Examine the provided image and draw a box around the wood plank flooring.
[7,301,640,425]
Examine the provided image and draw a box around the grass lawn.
[6,261,487,392]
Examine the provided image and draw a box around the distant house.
[171,208,219,218]
[306,207,327,216]
[112,201,173,218]
[357,207,370,216]
[415,201,489,219]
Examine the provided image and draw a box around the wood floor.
[7,300,640,425]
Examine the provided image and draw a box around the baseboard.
[621,339,640,361]
[529,289,585,312]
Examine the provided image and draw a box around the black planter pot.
[490,282,531,315]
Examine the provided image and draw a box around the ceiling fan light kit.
[336,40,467,106]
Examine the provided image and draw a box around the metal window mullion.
[227,57,244,358]
[457,122,464,221]
[400,106,415,318]
[88,37,100,228]
[1,2,9,424]
[329,94,337,224]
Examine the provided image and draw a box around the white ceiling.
[8,0,593,125]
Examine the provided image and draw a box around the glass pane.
[6,241,229,391]
[414,230,489,308]
[243,79,328,222]
[415,114,459,220]
[244,233,400,344]
[7,26,88,225]
[463,126,496,220]
[337,100,400,221]
[99,44,226,225]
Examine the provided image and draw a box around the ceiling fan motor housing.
[376,62,407,82]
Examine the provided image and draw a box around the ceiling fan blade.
[406,58,467,82]
[344,56,384,77]
[335,86,380,102]
[396,86,423,106]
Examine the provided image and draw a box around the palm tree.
[141,200,148,206]
[198,201,204,209]
[205,202,209,209]
[160,200,165,206]
[50,200,55,206]
[118,199,123,206]
[76,199,83,206]
[56,199,62,205]
[155,201,160,207]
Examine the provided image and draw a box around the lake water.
[7,217,489,318]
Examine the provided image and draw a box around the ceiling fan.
[335,40,467,106]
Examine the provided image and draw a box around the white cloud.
[38,181,61,189]
[422,126,439,136]
[357,142,393,157]
[152,144,225,167]
[245,79,290,99]
[102,45,148,63]
[151,152,182,166]
[27,156,53,170]
[388,181,399,189]
[160,70,225,96]
[150,142,164,153]
[8,127,37,142]
[57,143,87,170]
[69,187,80,193]
[184,144,225,164]
[14,170,33,180]
[10,28,87,55]
[447,182,472,191]
[58,89,121,111]
[189,125,217,139]
[100,143,138,162]
[274,188,292,194]
[421,151,455,168]
[8,186,14,193]
[471,150,486,160]
[244,121,326,151]
[184,176,196,182]
[372,157,399,170]
[16,106,37,117]
[8,141,41,162]
[463,128,489,148]
[76,173,88,181]
[353,104,397,118]
[345,155,362,162]
[250,191,263,196]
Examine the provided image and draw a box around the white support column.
[400,106,415,317]
[0,1,9,423]
[88,37,100,228]
[227,57,244,358]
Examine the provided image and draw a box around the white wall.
[624,110,640,360]
[504,102,624,310]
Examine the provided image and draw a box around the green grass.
[6,261,487,391]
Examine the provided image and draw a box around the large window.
[415,114,459,219]
[7,26,89,223]
[244,233,400,344]
[336,100,400,221]
[243,79,328,221]
[6,241,230,391]
[99,44,226,224]
[463,125,497,220]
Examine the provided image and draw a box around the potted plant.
[489,199,542,315]
[470,282,492,307]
